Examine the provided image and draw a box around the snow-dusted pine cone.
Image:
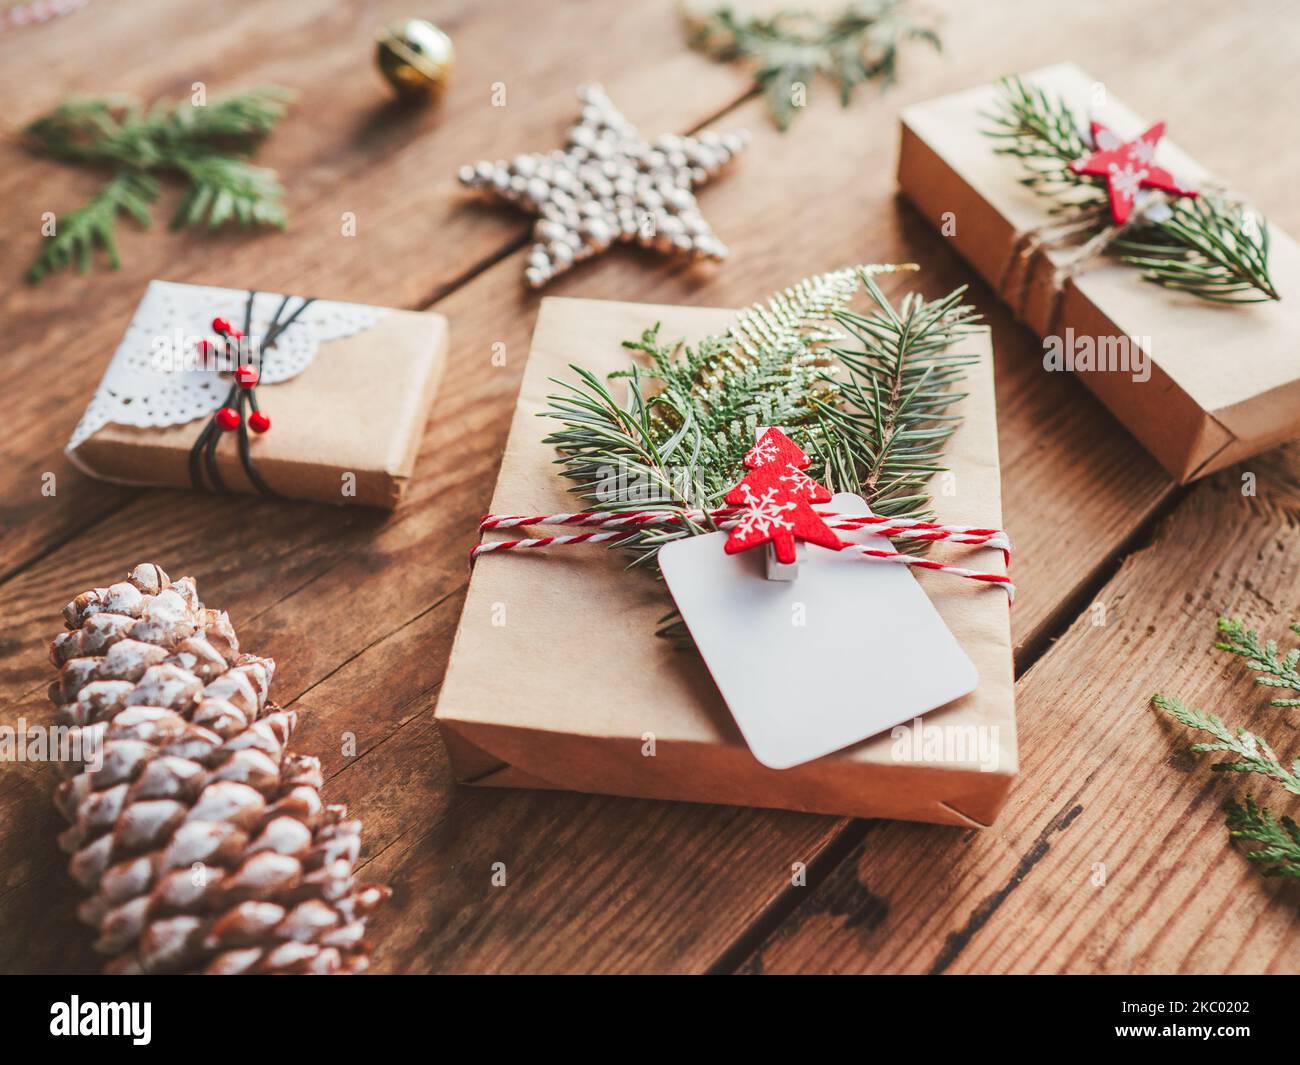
[47,563,389,974]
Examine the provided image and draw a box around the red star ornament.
[723,464,843,565]
[743,426,833,503]
[1070,120,1197,225]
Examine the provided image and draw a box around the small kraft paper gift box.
[67,280,449,508]
[899,63,1300,483]
[436,293,1017,827]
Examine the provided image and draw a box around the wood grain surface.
[1,0,1298,974]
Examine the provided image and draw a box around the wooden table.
[2,0,1298,975]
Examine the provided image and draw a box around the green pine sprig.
[542,265,981,635]
[985,77,1279,302]
[685,1,940,130]
[23,87,291,282]
[1153,616,1300,877]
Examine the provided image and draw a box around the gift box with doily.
[66,280,448,508]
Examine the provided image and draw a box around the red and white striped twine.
[474,508,1015,600]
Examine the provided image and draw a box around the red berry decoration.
[216,406,241,431]
[196,338,217,358]
[248,411,271,434]
[212,316,234,335]
[235,364,260,388]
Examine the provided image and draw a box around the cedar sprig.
[542,264,980,593]
[1215,616,1300,706]
[1153,616,1300,878]
[1224,797,1300,879]
[985,77,1279,302]
[684,0,940,130]
[23,87,291,282]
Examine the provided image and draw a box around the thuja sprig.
[542,264,980,580]
[23,87,292,282]
[985,77,1279,302]
[1153,617,1300,877]
[1216,616,1300,706]
[684,0,940,130]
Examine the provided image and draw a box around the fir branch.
[25,170,158,284]
[22,87,291,281]
[814,273,979,524]
[171,155,287,230]
[1153,615,1300,879]
[984,77,1279,302]
[685,1,940,130]
[542,264,980,582]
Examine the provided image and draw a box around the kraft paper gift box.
[436,296,1017,827]
[67,280,449,508]
[899,63,1300,483]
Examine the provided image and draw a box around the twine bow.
[187,291,315,496]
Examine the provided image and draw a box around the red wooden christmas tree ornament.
[743,426,832,503]
[1069,120,1197,225]
[724,428,842,564]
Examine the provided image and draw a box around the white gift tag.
[658,493,978,769]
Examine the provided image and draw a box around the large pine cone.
[48,563,389,974]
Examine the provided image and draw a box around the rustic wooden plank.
[0,0,751,578]
[737,443,1300,974]
[4,0,1298,974]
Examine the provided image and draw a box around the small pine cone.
[48,564,389,974]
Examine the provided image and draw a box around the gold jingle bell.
[376,18,454,102]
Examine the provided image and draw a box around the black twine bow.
[187,291,316,496]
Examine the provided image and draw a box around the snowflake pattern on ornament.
[723,427,844,564]
[1127,138,1157,166]
[732,482,795,539]
[1070,119,1196,225]
[745,434,781,468]
[1107,161,1149,202]
[779,466,832,503]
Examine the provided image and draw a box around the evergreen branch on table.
[1216,617,1300,707]
[984,77,1279,302]
[22,87,291,281]
[542,263,981,605]
[25,170,158,284]
[1153,616,1300,879]
[171,155,287,230]
[1152,695,1300,793]
[684,0,940,130]
[1224,797,1300,878]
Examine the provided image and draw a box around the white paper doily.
[68,280,391,451]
